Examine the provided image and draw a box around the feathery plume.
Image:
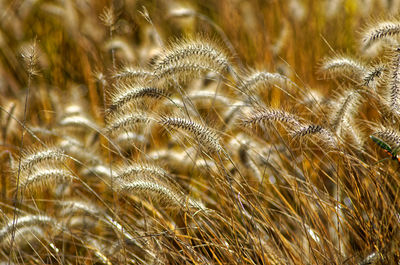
[160,116,222,153]
[0,215,56,243]
[362,21,400,48]
[320,56,366,80]
[241,107,302,129]
[114,162,169,182]
[115,177,205,210]
[113,66,154,80]
[330,90,361,135]
[373,127,400,149]
[19,166,73,190]
[388,48,400,114]
[153,39,232,75]
[106,111,153,134]
[19,147,65,171]
[108,83,168,112]
[291,124,337,147]
[238,71,291,94]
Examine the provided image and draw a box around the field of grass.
[1,0,400,264]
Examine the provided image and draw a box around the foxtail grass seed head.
[108,83,168,112]
[363,64,385,87]
[115,178,205,210]
[113,67,154,80]
[238,71,290,95]
[320,56,366,80]
[0,215,56,243]
[114,163,168,182]
[2,226,45,249]
[19,166,73,191]
[18,147,65,171]
[291,124,337,148]
[160,116,222,153]
[58,200,101,217]
[330,90,361,135]
[362,21,400,48]
[99,6,116,28]
[59,115,99,131]
[388,48,400,115]
[106,111,153,134]
[153,39,232,75]
[373,128,400,149]
[241,107,301,129]
[21,40,39,76]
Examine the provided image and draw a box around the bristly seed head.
[241,107,302,129]
[320,56,366,81]
[388,48,400,115]
[373,128,400,151]
[362,21,400,48]
[160,116,222,153]
[106,111,152,134]
[108,83,168,112]
[19,166,73,191]
[0,215,56,243]
[19,147,65,172]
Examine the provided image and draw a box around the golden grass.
[0,0,399,264]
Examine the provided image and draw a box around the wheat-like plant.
[1,1,400,264]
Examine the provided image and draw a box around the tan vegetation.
[1,0,400,264]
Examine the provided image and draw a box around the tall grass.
[0,0,399,264]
